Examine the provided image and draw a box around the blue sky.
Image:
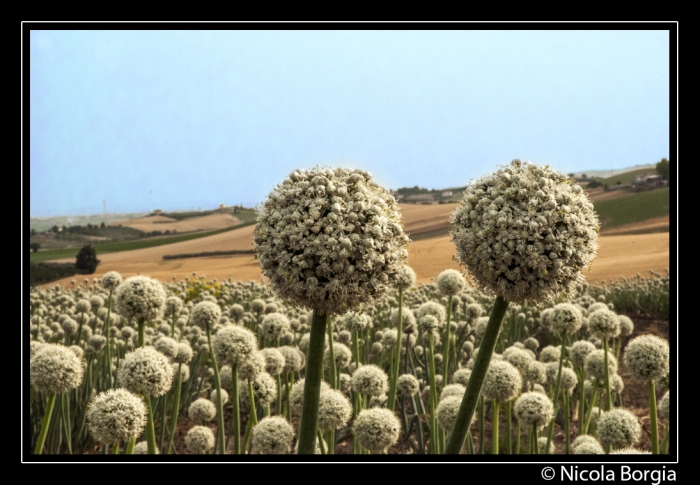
[29,29,671,217]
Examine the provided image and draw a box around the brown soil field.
[600,215,670,236]
[115,213,242,233]
[46,223,669,289]
[399,203,458,236]
[585,187,635,203]
[407,232,669,285]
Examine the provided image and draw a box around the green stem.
[442,295,452,387]
[583,380,599,435]
[649,380,659,454]
[515,421,521,454]
[545,337,566,454]
[506,400,512,454]
[603,339,612,411]
[297,310,328,454]
[206,326,226,455]
[326,317,337,389]
[478,395,485,454]
[660,422,670,454]
[492,399,500,455]
[61,391,72,454]
[166,364,183,455]
[111,442,120,454]
[564,391,570,454]
[232,365,240,454]
[125,438,136,454]
[104,288,114,388]
[138,318,145,348]
[445,295,509,454]
[145,395,157,455]
[428,332,438,453]
[34,392,56,455]
[387,288,403,411]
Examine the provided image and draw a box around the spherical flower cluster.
[87,388,146,444]
[449,159,599,303]
[318,388,353,431]
[190,301,222,330]
[390,308,416,334]
[278,346,304,374]
[525,361,547,385]
[76,299,91,314]
[154,336,178,360]
[260,348,285,376]
[588,309,620,339]
[115,276,167,322]
[482,360,522,402]
[584,349,618,382]
[551,303,583,334]
[617,315,634,337]
[343,312,369,332]
[609,447,650,454]
[569,340,596,369]
[597,408,641,450]
[239,351,265,382]
[514,391,553,430]
[453,368,471,387]
[623,334,669,381]
[229,304,245,322]
[241,372,277,404]
[289,378,331,414]
[436,269,466,297]
[436,395,473,431]
[210,389,229,405]
[260,313,290,341]
[165,296,183,317]
[133,441,151,454]
[572,435,603,455]
[185,425,215,454]
[354,408,401,453]
[539,345,561,363]
[324,342,352,369]
[397,374,420,397]
[417,301,446,326]
[440,384,466,401]
[101,271,123,290]
[351,364,388,397]
[523,337,539,352]
[118,347,173,397]
[212,325,258,367]
[418,315,439,333]
[173,343,193,365]
[30,344,84,394]
[253,167,410,316]
[395,265,416,290]
[252,416,295,454]
[505,347,533,376]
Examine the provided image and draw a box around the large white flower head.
[623,334,669,382]
[87,388,147,445]
[30,344,84,394]
[117,347,173,397]
[436,269,466,297]
[114,276,167,322]
[101,271,123,291]
[253,167,410,316]
[353,408,401,453]
[450,160,599,303]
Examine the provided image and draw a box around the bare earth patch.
[399,203,458,236]
[600,215,670,236]
[115,213,242,233]
[46,224,669,289]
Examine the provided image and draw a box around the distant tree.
[100,221,106,229]
[656,158,670,181]
[51,225,59,233]
[30,242,40,253]
[31,228,36,236]
[75,245,100,273]
[581,174,588,179]
[587,179,602,189]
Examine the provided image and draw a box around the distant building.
[219,204,227,209]
[404,194,435,203]
[633,174,663,186]
[152,209,164,215]
[441,191,453,198]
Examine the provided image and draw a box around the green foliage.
[29,262,90,286]
[588,270,669,317]
[597,168,658,187]
[594,187,669,230]
[586,179,603,189]
[30,221,256,263]
[75,245,100,273]
[656,158,670,181]
[30,242,40,253]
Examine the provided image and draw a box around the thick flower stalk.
[253,167,409,454]
[445,160,599,454]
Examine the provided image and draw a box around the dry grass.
[114,213,242,233]
[398,203,458,236]
[47,220,669,289]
